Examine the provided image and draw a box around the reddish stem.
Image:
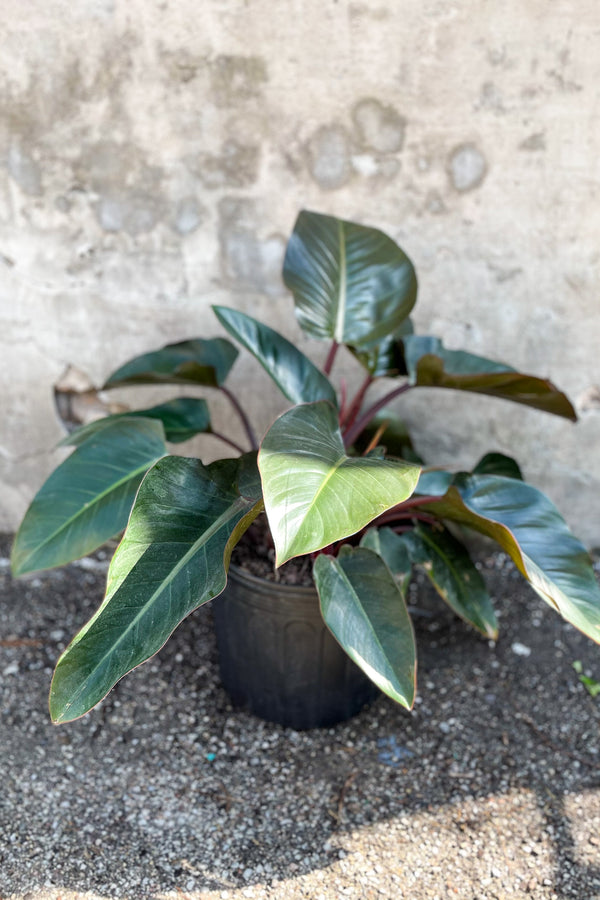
[220,386,258,450]
[338,378,348,422]
[391,494,442,510]
[210,430,246,454]
[370,495,443,529]
[377,510,438,528]
[343,382,412,448]
[323,341,339,376]
[340,373,373,429]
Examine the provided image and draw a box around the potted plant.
[11,210,600,729]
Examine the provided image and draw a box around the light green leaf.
[103,337,238,389]
[213,305,337,407]
[424,474,600,643]
[402,524,498,638]
[283,210,417,348]
[402,335,576,420]
[11,419,168,575]
[314,546,416,708]
[60,398,211,446]
[259,401,421,565]
[49,453,263,723]
[572,662,600,698]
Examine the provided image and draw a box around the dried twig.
[0,638,44,647]
[331,770,359,825]
[515,710,600,770]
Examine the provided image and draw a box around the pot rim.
[228,560,317,598]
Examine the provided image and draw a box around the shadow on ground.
[1,536,599,899]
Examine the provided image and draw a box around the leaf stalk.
[343,382,413,448]
[220,386,258,450]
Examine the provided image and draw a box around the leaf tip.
[9,542,32,578]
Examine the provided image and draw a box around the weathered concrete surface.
[1,1,599,544]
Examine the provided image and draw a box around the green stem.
[220,386,258,450]
[343,382,412,448]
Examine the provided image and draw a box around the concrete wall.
[1,0,599,545]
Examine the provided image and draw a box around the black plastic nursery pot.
[213,564,380,730]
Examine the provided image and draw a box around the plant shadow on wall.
[10,210,600,735]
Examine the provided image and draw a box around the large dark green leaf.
[472,452,523,480]
[402,335,576,420]
[314,546,416,708]
[283,210,417,349]
[350,319,414,377]
[415,469,454,496]
[60,399,211,446]
[360,527,412,595]
[103,337,238,389]
[416,453,522,496]
[212,305,338,407]
[423,474,600,643]
[49,453,263,723]
[259,401,421,565]
[11,419,168,576]
[402,524,497,638]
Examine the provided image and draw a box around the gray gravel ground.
[1,534,600,900]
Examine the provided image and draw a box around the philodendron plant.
[12,210,600,724]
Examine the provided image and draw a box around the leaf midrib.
[16,453,166,574]
[321,555,411,703]
[283,446,348,559]
[416,527,495,637]
[53,495,250,720]
[333,220,347,343]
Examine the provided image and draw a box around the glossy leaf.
[103,337,238,389]
[60,399,211,446]
[259,401,421,565]
[415,469,454,496]
[416,453,523,496]
[49,453,263,723]
[314,546,416,708]
[472,452,523,480]
[213,305,338,407]
[402,335,577,420]
[402,524,498,638]
[11,419,167,576]
[283,210,417,349]
[350,319,414,377]
[360,527,412,595]
[423,474,600,643]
